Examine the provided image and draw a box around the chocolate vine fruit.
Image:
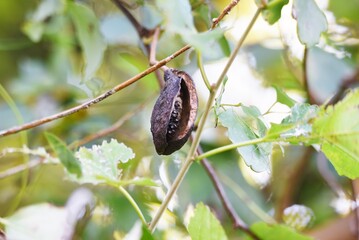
[150,68,198,155]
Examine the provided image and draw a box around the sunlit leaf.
[188,202,228,240]
[67,2,106,81]
[45,132,82,177]
[313,89,359,179]
[259,0,289,25]
[74,139,135,184]
[250,222,313,240]
[219,108,272,172]
[266,103,319,143]
[293,0,328,47]
[273,85,296,107]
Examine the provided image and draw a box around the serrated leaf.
[250,222,313,240]
[273,85,296,107]
[188,203,228,240]
[45,132,82,177]
[22,0,64,42]
[262,0,290,25]
[67,2,106,81]
[293,0,328,47]
[313,89,359,179]
[74,139,135,184]
[219,108,271,172]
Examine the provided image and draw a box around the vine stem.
[148,7,262,233]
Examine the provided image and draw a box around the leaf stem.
[196,137,269,161]
[196,51,211,91]
[118,186,147,225]
[148,7,262,233]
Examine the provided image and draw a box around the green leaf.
[293,0,328,47]
[273,85,296,107]
[312,89,359,179]
[219,108,271,172]
[250,222,313,240]
[74,139,135,184]
[45,132,82,177]
[67,2,106,81]
[241,105,268,137]
[141,225,155,240]
[188,202,228,240]
[266,103,319,143]
[261,0,290,25]
[22,0,64,42]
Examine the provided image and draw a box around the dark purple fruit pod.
[150,68,198,155]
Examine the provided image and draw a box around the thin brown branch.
[0,159,42,179]
[69,97,151,149]
[326,68,359,107]
[0,45,190,137]
[111,0,154,39]
[211,0,240,29]
[197,146,259,240]
[149,27,166,88]
[114,1,164,89]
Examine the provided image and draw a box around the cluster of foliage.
[0,0,358,239]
